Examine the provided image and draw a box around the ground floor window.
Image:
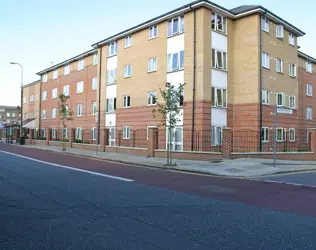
[261,127,269,142]
[211,126,222,146]
[166,127,183,151]
[75,128,82,140]
[52,128,57,139]
[276,128,283,142]
[62,128,68,139]
[90,127,96,140]
[289,128,295,142]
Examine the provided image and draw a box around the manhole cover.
[226,168,244,173]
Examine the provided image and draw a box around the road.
[1,144,316,249]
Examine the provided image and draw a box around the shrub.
[74,139,83,143]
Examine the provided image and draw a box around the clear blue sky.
[1,0,315,106]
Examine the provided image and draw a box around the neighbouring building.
[0,105,20,139]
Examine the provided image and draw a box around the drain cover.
[210,160,223,163]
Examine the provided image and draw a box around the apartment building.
[22,80,41,128]
[36,49,98,140]
[0,105,20,138]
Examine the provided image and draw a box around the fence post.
[222,128,232,159]
[148,127,158,157]
[46,129,50,146]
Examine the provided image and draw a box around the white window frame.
[306,107,313,120]
[289,96,296,109]
[276,24,284,38]
[123,126,131,139]
[276,128,284,142]
[76,104,83,116]
[289,64,297,77]
[307,83,313,96]
[108,41,118,57]
[262,52,270,69]
[211,126,222,146]
[77,58,84,71]
[306,61,313,73]
[75,128,82,140]
[6,113,10,117]
[23,97,27,104]
[42,110,46,119]
[212,87,227,108]
[211,13,227,34]
[148,57,157,72]
[91,127,96,140]
[64,64,70,75]
[276,58,283,73]
[76,81,84,94]
[166,127,183,151]
[261,127,269,142]
[92,77,97,90]
[93,53,98,65]
[289,33,295,46]
[52,128,57,139]
[43,74,48,82]
[52,108,57,119]
[106,98,116,113]
[277,93,285,107]
[63,85,70,96]
[107,69,117,85]
[167,16,184,37]
[42,91,47,101]
[41,129,46,138]
[147,92,157,105]
[289,128,295,142]
[167,51,184,72]
[108,127,116,146]
[261,16,269,32]
[123,96,130,108]
[212,49,227,70]
[124,65,132,78]
[149,25,158,39]
[52,88,58,99]
[262,89,269,105]
[53,69,58,79]
[124,35,132,48]
[92,102,97,115]
[30,95,34,102]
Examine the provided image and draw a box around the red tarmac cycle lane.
[1,144,316,218]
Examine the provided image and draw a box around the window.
[212,88,227,107]
[306,107,313,120]
[43,74,48,82]
[149,25,158,39]
[148,57,157,72]
[167,51,184,72]
[289,64,296,77]
[307,83,313,96]
[125,36,132,48]
[168,16,184,37]
[289,96,295,109]
[306,130,310,143]
[123,126,131,139]
[211,126,222,146]
[106,98,116,113]
[212,49,227,70]
[53,69,58,79]
[52,108,57,118]
[277,93,285,107]
[92,77,97,90]
[52,128,57,139]
[42,110,46,119]
[147,92,157,105]
[92,102,97,115]
[6,113,10,117]
[62,128,68,139]
[42,91,47,101]
[30,95,34,102]
[41,129,46,138]
[276,128,284,142]
[75,128,82,140]
[124,65,132,78]
[76,81,84,94]
[77,58,84,71]
[276,24,284,38]
[147,126,157,140]
[91,127,96,140]
[123,96,130,108]
[108,41,118,56]
[52,88,58,99]
[63,85,69,96]
[64,64,70,75]
[261,17,269,32]
[107,69,117,85]
[289,128,295,142]
[93,53,98,65]
[261,127,269,142]
[211,13,227,34]
[23,97,26,104]
[12,113,15,118]
[306,61,313,73]
[76,104,83,116]
[276,58,283,73]
[289,33,295,46]
[262,89,269,105]
[262,52,270,69]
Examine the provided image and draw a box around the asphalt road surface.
[1,144,316,249]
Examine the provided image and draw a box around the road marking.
[0,150,134,182]
[250,178,316,188]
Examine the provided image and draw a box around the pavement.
[14,143,316,178]
[2,144,316,249]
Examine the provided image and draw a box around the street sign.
[277,108,293,115]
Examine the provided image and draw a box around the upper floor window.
[212,87,227,108]
[277,93,285,107]
[276,24,284,38]
[125,36,132,48]
[6,112,10,117]
[211,13,227,34]
[123,96,131,108]
[108,41,118,56]
[289,64,296,77]
[30,95,34,102]
[276,58,283,73]
[77,58,84,71]
[262,89,269,105]
[63,85,70,96]
[106,98,116,113]
[306,107,313,120]
[149,25,158,39]
[307,83,313,96]
[147,92,157,105]
[261,16,269,32]
[52,88,58,99]
[76,81,84,94]
[148,57,157,72]
[76,104,83,116]
[92,102,97,115]
[92,77,97,90]
[124,65,132,78]
[42,109,46,119]
[52,108,57,118]
[42,91,47,101]
[306,61,313,73]
[93,53,98,65]
[212,49,227,70]
[167,51,184,72]
[289,33,295,46]
[43,73,48,82]
[107,69,117,85]
[167,16,184,37]
[53,69,58,79]
[23,97,26,104]
[289,96,295,109]
[64,64,70,75]
[262,52,270,69]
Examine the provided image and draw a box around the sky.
[1,0,315,106]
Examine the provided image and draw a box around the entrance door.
[166,127,183,151]
[109,127,116,146]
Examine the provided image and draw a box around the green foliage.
[74,139,83,143]
[83,141,90,144]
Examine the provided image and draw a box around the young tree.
[58,93,72,151]
[152,82,185,166]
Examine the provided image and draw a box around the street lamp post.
[10,62,24,145]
